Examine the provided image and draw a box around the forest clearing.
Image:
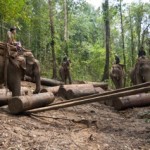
[0,80,149,150]
[0,0,150,149]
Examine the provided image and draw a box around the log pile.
[25,82,150,114]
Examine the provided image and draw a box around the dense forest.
[0,0,149,85]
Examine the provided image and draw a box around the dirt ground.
[0,81,149,150]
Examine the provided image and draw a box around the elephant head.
[130,57,150,85]
[23,52,41,94]
[110,64,124,89]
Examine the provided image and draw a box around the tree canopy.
[0,0,149,85]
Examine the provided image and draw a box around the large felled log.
[24,76,64,86]
[40,86,60,95]
[113,93,150,110]
[26,84,150,113]
[57,84,97,99]
[84,81,108,90]
[8,92,55,114]
[41,78,64,86]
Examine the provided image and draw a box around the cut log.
[41,78,64,86]
[84,81,108,90]
[57,84,96,99]
[113,93,150,110]
[40,86,60,95]
[8,92,55,114]
[0,96,11,106]
[24,76,64,86]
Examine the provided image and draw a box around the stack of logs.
[0,76,150,115]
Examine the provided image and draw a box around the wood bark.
[57,84,96,99]
[114,93,150,110]
[8,92,55,114]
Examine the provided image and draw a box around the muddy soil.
[0,81,149,150]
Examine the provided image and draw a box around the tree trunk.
[129,6,135,67]
[102,0,110,81]
[119,0,126,86]
[48,0,57,79]
[64,0,68,55]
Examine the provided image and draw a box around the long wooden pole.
[26,85,150,114]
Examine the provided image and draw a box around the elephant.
[0,43,41,96]
[110,64,124,89]
[59,60,72,84]
[130,56,150,85]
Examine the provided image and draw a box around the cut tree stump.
[113,93,150,110]
[8,92,55,114]
[57,84,97,99]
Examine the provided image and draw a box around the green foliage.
[0,0,149,84]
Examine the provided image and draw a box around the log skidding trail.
[25,82,150,114]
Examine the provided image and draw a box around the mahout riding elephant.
[130,56,150,85]
[0,42,40,96]
[59,59,72,84]
[110,64,124,89]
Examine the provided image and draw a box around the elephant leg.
[68,71,72,84]
[33,73,41,94]
[7,63,21,96]
[32,64,41,94]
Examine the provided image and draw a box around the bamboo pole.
[26,85,150,114]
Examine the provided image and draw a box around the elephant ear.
[9,55,26,70]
